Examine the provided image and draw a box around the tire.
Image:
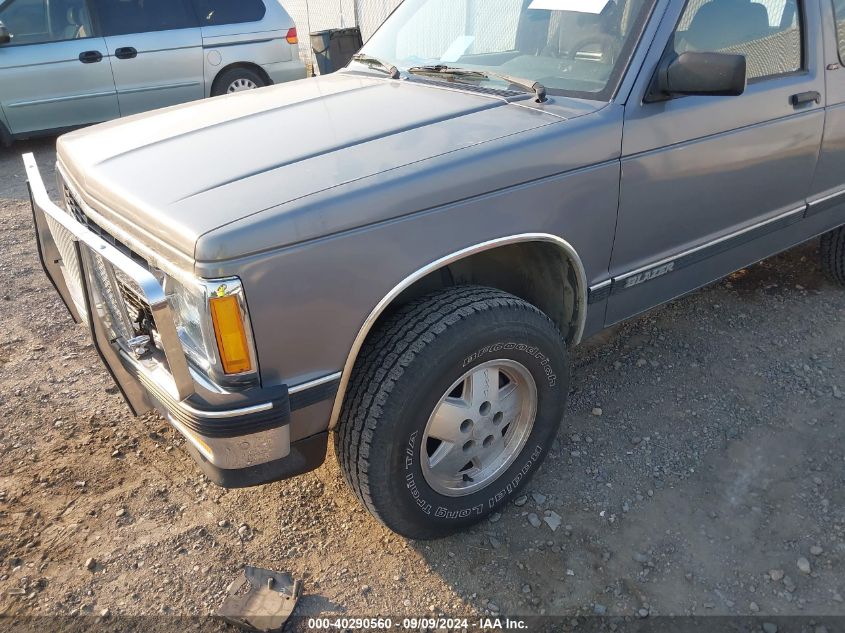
[336,286,570,539]
[821,227,845,287]
[211,67,266,97]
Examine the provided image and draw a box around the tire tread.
[335,286,554,529]
[821,227,845,287]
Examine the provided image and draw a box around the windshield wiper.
[351,53,400,79]
[407,65,547,103]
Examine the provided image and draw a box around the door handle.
[791,91,821,107]
[115,46,137,60]
[78,50,103,64]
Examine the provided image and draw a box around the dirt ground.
[1,138,844,630]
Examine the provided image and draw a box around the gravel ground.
[1,138,844,630]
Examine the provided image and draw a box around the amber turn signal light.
[209,295,253,374]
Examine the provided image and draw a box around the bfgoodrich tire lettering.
[336,286,569,539]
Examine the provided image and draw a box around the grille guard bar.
[24,152,195,404]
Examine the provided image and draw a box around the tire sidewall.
[374,312,568,536]
[212,68,265,96]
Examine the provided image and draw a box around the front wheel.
[336,286,570,539]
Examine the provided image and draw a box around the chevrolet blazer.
[24,0,845,538]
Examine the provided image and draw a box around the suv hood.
[58,73,596,264]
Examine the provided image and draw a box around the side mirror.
[0,22,11,45]
[651,51,746,100]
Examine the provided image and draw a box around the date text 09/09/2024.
[306,617,529,630]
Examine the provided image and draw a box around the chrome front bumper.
[24,153,291,474]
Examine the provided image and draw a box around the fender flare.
[326,232,588,431]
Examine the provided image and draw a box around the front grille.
[62,186,149,268]
[117,277,155,329]
[62,184,157,339]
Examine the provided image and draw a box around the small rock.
[514,495,528,507]
[544,511,562,532]
[762,623,778,633]
[488,512,501,524]
[489,536,501,549]
[527,513,542,528]
[487,602,500,613]
[637,608,649,618]
[361,585,370,594]
[633,552,649,564]
[99,608,110,619]
[592,407,603,417]
[217,519,229,528]
[769,569,784,582]
[522,584,531,594]
[749,602,759,613]
[797,557,811,574]
[85,558,96,571]
[810,545,823,556]
[238,525,250,538]
[593,604,607,615]
[833,386,843,400]
[531,492,547,504]
[115,508,126,518]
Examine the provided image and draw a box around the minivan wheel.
[212,67,266,96]
[821,226,845,287]
[336,286,569,539]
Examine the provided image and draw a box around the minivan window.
[192,0,266,26]
[93,0,197,36]
[673,0,802,80]
[834,0,845,63]
[0,0,93,45]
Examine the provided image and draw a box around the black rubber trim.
[611,211,804,296]
[289,378,340,412]
[203,38,274,49]
[186,432,329,488]
[807,190,845,218]
[130,363,291,438]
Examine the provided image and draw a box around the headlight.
[164,275,258,386]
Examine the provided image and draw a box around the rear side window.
[191,0,266,26]
[0,0,94,45]
[673,0,803,80]
[834,0,845,62]
[94,0,197,36]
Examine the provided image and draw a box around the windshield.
[356,0,655,101]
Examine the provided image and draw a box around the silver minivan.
[0,0,306,144]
